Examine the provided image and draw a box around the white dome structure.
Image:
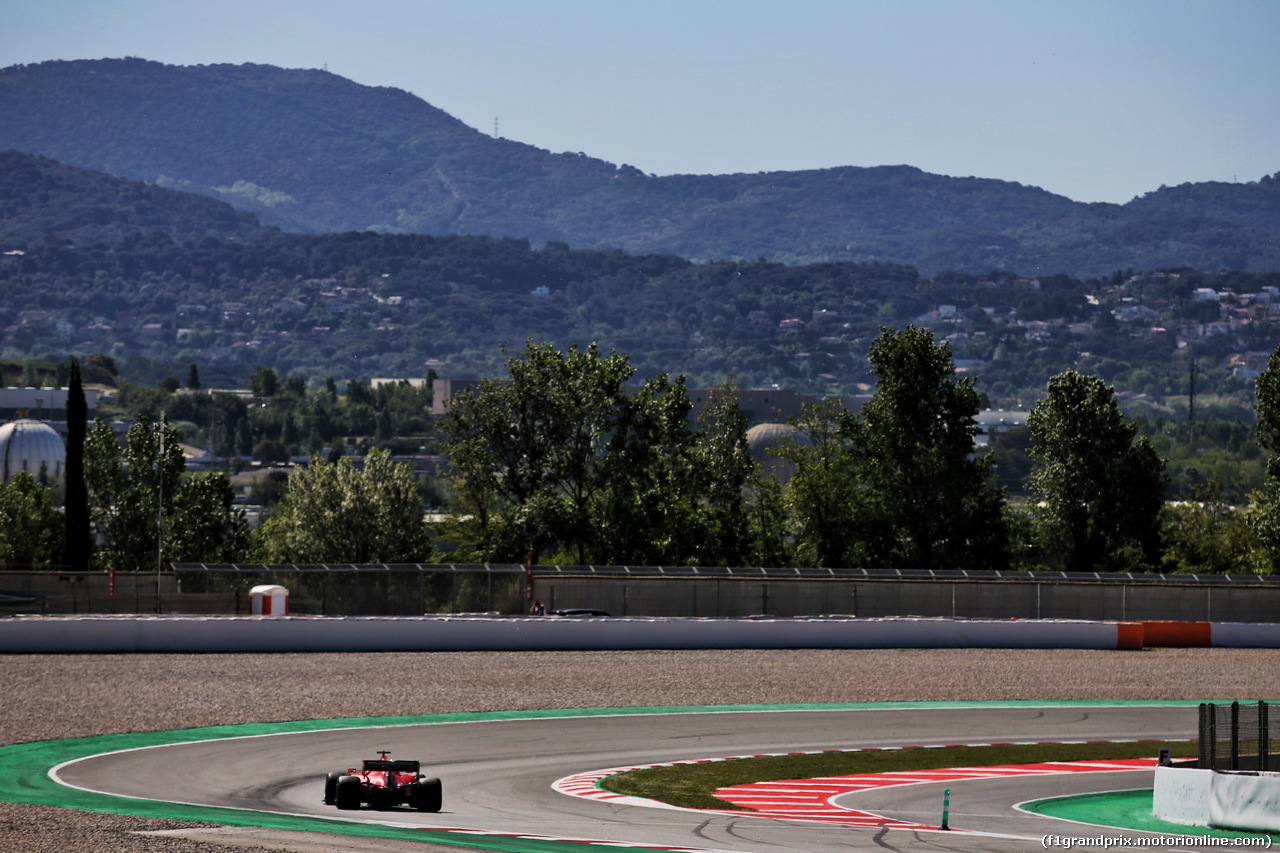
[746,423,800,463]
[0,419,66,483]
[745,422,809,484]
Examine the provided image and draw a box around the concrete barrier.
[1208,622,1280,648]
[1211,771,1280,833]
[1153,765,1212,826]
[0,615,1130,654]
[1155,764,1280,834]
[6,615,1280,654]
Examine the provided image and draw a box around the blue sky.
[4,0,1277,204]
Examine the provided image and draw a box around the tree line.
[438,330,1170,574]
[5,327,1280,576]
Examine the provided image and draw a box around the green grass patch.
[602,740,1197,811]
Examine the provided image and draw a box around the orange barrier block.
[1116,622,1145,650]
[1142,621,1212,647]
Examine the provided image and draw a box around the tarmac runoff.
[2,702,1273,851]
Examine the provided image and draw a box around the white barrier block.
[1210,771,1280,834]
[0,615,1126,654]
[1153,765,1212,826]
[1209,623,1280,648]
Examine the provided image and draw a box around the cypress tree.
[62,359,93,572]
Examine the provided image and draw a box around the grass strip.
[602,739,1198,810]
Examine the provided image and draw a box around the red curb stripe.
[711,758,1159,828]
[553,742,1173,834]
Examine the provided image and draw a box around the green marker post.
[941,787,950,830]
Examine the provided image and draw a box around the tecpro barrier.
[6,615,1279,654]
[1155,764,1280,834]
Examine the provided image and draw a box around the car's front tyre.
[323,770,344,805]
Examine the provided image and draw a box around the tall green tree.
[858,326,1008,570]
[745,472,791,568]
[255,448,429,563]
[588,372,701,565]
[775,399,876,568]
[83,414,249,570]
[586,374,756,567]
[84,414,184,572]
[1252,345,1280,569]
[1162,480,1265,575]
[689,380,755,566]
[166,473,250,563]
[62,358,93,572]
[250,365,279,398]
[1028,370,1167,572]
[441,344,758,566]
[0,472,64,567]
[440,341,634,563]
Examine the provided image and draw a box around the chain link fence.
[528,565,1280,620]
[172,563,527,615]
[0,565,528,615]
[1199,701,1280,771]
[7,564,1280,619]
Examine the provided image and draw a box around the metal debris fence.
[172,563,528,616]
[8,564,1280,619]
[1199,701,1280,771]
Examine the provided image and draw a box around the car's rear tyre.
[323,770,344,805]
[413,776,442,812]
[334,775,362,810]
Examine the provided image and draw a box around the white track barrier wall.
[1155,765,1280,834]
[1153,766,1213,826]
[5,616,1280,654]
[0,615,1157,654]
[1208,622,1280,647]
[1210,772,1280,833]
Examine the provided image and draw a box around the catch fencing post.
[1208,703,1217,770]
[1232,701,1240,771]
[1261,701,1270,773]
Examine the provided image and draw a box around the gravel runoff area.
[4,647,1280,852]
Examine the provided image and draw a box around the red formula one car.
[323,751,442,812]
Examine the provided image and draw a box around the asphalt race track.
[55,703,1216,852]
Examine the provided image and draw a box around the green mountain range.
[3,58,1278,278]
[1,147,1277,421]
